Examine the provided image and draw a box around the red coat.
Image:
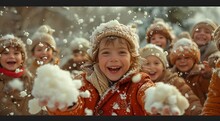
[202,60,220,115]
[47,72,155,116]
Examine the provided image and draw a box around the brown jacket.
[154,70,202,115]
[47,72,155,116]
[171,64,211,106]
[202,59,220,115]
[0,69,32,115]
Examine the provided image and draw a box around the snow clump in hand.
[29,64,82,114]
[144,82,189,115]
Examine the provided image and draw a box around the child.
[32,20,189,116]
[169,38,210,106]
[146,18,175,52]
[146,18,176,67]
[0,34,32,115]
[202,26,220,115]
[61,37,90,76]
[139,44,202,115]
[28,25,60,78]
[191,19,219,76]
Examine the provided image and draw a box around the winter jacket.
[47,72,155,116]
[202,59,220,115]
[199,41,218,62]
[0,69,32,115]
[153,69,202,115]
[171,64,210,106]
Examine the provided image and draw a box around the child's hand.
[38,98,69,112]
[144,82,189,115]
[150,104,179,115]
[200,61,213,78]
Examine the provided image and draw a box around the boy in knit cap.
[139,44,202,115]
[61,37,90,76]
[37,20,189,116]
[169,38,211,106]
[0,34,33,115]
[202,26,220,115]
[28,25,60,78]
[191,19,220,76]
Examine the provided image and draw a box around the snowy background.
[0,6,219,66]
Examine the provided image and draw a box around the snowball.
[31,64,82,110]
[8,79,24,91]
[85,108,93,115]
[20,91,27,97]
[28,98,42,114]
[144,82,189,115]
[15,68,23,73]
[80,90,91,98]
[132,73,141,83]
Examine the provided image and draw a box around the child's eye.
[205,30,211,34]
[143,62,150,67]
[159,36,164,39]
[151,37,155,40]
[185,56,191,60]
[119,51,127,55]
[176,57,181,61]
[14,52,20,55]
[101,51,109,55]
[154,62,159,65]
[36,48,43,51]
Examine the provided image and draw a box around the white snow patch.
[132,73,141,83]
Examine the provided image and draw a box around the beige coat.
[0,69,32,115]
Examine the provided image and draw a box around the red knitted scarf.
[0,67,24,78]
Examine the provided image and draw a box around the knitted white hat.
[139,44,169,68]
[88,20,140,61]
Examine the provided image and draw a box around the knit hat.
[88,19,140,61]
[169,38,200,65]
[30,25,57,52]
[191,19,218,40]
[146,18,175,44]
[214,25,220,50]
[0,34,27,67]
[70,37,90,52]
[139,44,169,68]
